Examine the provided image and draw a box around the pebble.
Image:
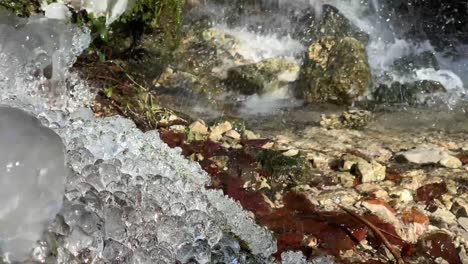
[439,155,462,169]
[355,161,386,183]
[282,149,299,157]
[224,129,241,140]
[459,217,468,232]
[396,148,445,164]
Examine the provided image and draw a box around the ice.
[0,12,278,263]
[0,106,67,262]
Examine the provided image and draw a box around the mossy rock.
[225,58,300,95]
[373,80,446,105]
[295,36,371,105]
[392,51,440,75]
[256,149,313,186]
[311,5,369,44]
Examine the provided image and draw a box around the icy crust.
[0,106,67,262]
[0,10,93,109]
[0,100,277,263]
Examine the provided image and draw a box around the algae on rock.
[295,36,371,105]
[225,58,300,95]
[311,5,369,44]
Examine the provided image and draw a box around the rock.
[224,129,241,140]
[295,36,371,105]
[361,199,399,225]
[459,217,468,232]
[373,80,447,105]
[202,27,242,57]
[400,208,429,242]
[256,149,313,186]
[189,120,209,141]
[311,5,369,44]
[209,121,233,142]
[225,58,299,95]
[396,148,446,165]
[392,51,440,75]
[282,149,299,157]
[211,116,246,134]
[243,130,259,140]
[439,156,463,169]
[320,110,372,129]
[355,160,386,183]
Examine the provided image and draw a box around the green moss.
[257,149,312,186]
[0,0,42,17]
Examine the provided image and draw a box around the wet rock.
[225,58,299,95]
[296,36,371,105]
[439,156,463,169]
[320,110,372,130]
[202,27,242,57]
[211,116,246,134]
[243,130,259,140]
[361,199,399,226]
[339,154,385,183]
[419,232,462,264]
[355,160,386,183]
[311,5,369,44]
[459,217,468,232]
[224,130,241,140]
[416,182,448,202]
[396,148,446,165]
[257,149,313,187]
[209,121,233,142]
[401,208,429,243]
[392,51,440,75]
[188,120,209,141]
[373,80,447,105]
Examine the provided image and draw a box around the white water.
[210,0,467,110]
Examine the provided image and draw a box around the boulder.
[225,58,299,95]
[295,36,371,105]
[311,5,369,44]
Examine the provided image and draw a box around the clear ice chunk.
[0,106,66,262]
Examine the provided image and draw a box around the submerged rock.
[296,36,371,105]
[320,110,372,130]
[225,58,299,95]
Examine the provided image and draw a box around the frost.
[0,106,66,262]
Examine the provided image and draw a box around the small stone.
[243,130,259,140]
[393,189,413,203]
[282,149,299,157]
[355,161,386,183]
[209,121,232,142]
[169,125,186,132]
[459,217,468,232]
[396,148,445,165]
[189,120,209,135]
[224,130,241,140]
[362,199,398,225]
[439,155,462,169]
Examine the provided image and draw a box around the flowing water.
[153,0,468,136]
